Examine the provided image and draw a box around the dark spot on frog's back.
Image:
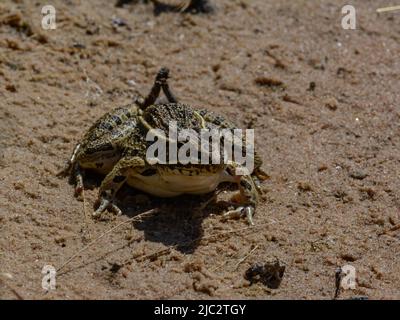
[240,180,252,190]
[111,115,122,125]
[123,108,132,118]
[99,122,114,131]
[213,116,225,126]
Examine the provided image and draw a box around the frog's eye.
[86,143,114,155]
[140,169,157,176]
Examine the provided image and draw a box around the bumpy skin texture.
[60,68,267,225]
[116,0,214,14]
[152,0,214,13]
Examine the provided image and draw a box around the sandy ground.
[0,0,399,300]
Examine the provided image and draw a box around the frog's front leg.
[73,163,84,198]
[93,156,145,218]
[57,143,86,198]
[223,165,259,226]
[57,143,81,177]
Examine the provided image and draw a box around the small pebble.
[340,252,360,262]
[349,170,367,180]
[324,97,338,110]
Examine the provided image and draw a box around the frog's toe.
[223,206,255,226]
[73,166,85,199]
[93,197,122,218]
[74,186,83,200]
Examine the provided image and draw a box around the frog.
[151,0,213,13]
[116,0,213,14]
[59,68,268,225]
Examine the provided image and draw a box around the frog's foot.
[74,171,83,198]
[93,194,122,218]
[223,206,255,226]
[67,163,85,200]
[93,158,135,218]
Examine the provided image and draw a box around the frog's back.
[197,109,238,130]
[142,103,205,134]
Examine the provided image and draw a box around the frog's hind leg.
[140,67,171,109]
[161,75,178,103]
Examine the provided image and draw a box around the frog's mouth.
[79,151,120,174]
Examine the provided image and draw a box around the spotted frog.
[59,68,268,224]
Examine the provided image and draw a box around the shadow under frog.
[81,170,228,254]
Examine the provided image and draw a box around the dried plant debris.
[254,76,285,88]
[116,0,213,14]
[245,260,285,289]
[2,12,33,36]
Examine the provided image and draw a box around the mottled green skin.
[61,68,267,224]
